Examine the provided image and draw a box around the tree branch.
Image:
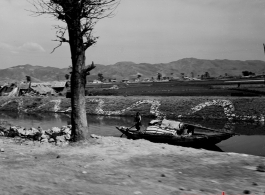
[50,42,62,53]
[50,25,69,53]
[29,0,120,52]
[84,61,96,76]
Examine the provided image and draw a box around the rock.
[24,130,30,136]
[82,171,87,174]
[10,126,17,131]
[51,127,61,133]
[7,131,18,137]
[133,191,142,195]
[243,190,251,194]
[27,130,35,136]
[56,135,65,142]
[8,126,19,137]
[161,174,166,177]
[45,129,53,135]
[41,130,46,136]
[63,128,71,134]
[41,134,49,139]
[56,155,60,158]
[17,128,25,135]
[0,148,4,152]
[30,127,39,134]
[32,132,42,141]
[40,138,49,143]
[61,126,67,130]
[64,134,71,140]
[49,138,55,143]
[90,134,101,139]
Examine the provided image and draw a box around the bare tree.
[30,0,120,141]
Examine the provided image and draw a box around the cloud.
[0,42,45,53]
[19,42,46,52]
[0,42,19,54]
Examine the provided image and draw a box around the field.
[86,79,265,97]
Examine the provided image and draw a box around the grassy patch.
[0,96,265,121]
[0,100,19,111]
[59,98,71,112]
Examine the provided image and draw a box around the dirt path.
[0,136,265,195]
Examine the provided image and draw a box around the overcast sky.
[1,0,265,69]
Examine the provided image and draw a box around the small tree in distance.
[65,74,70,81]
[98,73,104,82]
[157,73,162,81]
[180,73,185,79]
[30,0,120,141]
[26,76,32,93]
[137,73,142,81]
[242,71,255,77]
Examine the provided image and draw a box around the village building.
[92,80,102,84]
[0,83,18,97]
[18,83,31,96]
[51,81,69,95]
[30,83,55,96]
[110,79,117,83]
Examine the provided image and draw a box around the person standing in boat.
[134,112,142,131]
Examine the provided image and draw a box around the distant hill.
[0,64,69,83]
[1,58,265,83]
[90,58,265,80]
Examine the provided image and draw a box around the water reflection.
[0,111,264,157]
[217,135,265,157]
[0,111,152,137]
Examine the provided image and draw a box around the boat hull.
[116,127,234,147]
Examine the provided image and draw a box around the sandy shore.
[0,136,265,195]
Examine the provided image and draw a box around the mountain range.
[1,58,265,83]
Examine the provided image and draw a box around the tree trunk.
[68,19,89,141]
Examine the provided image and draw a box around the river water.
[0,111,264,157]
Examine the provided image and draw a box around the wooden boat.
[116,120,235,147]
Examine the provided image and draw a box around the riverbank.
[1,96,265,194]
[0,96,265,122]
[0,135,264,195]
